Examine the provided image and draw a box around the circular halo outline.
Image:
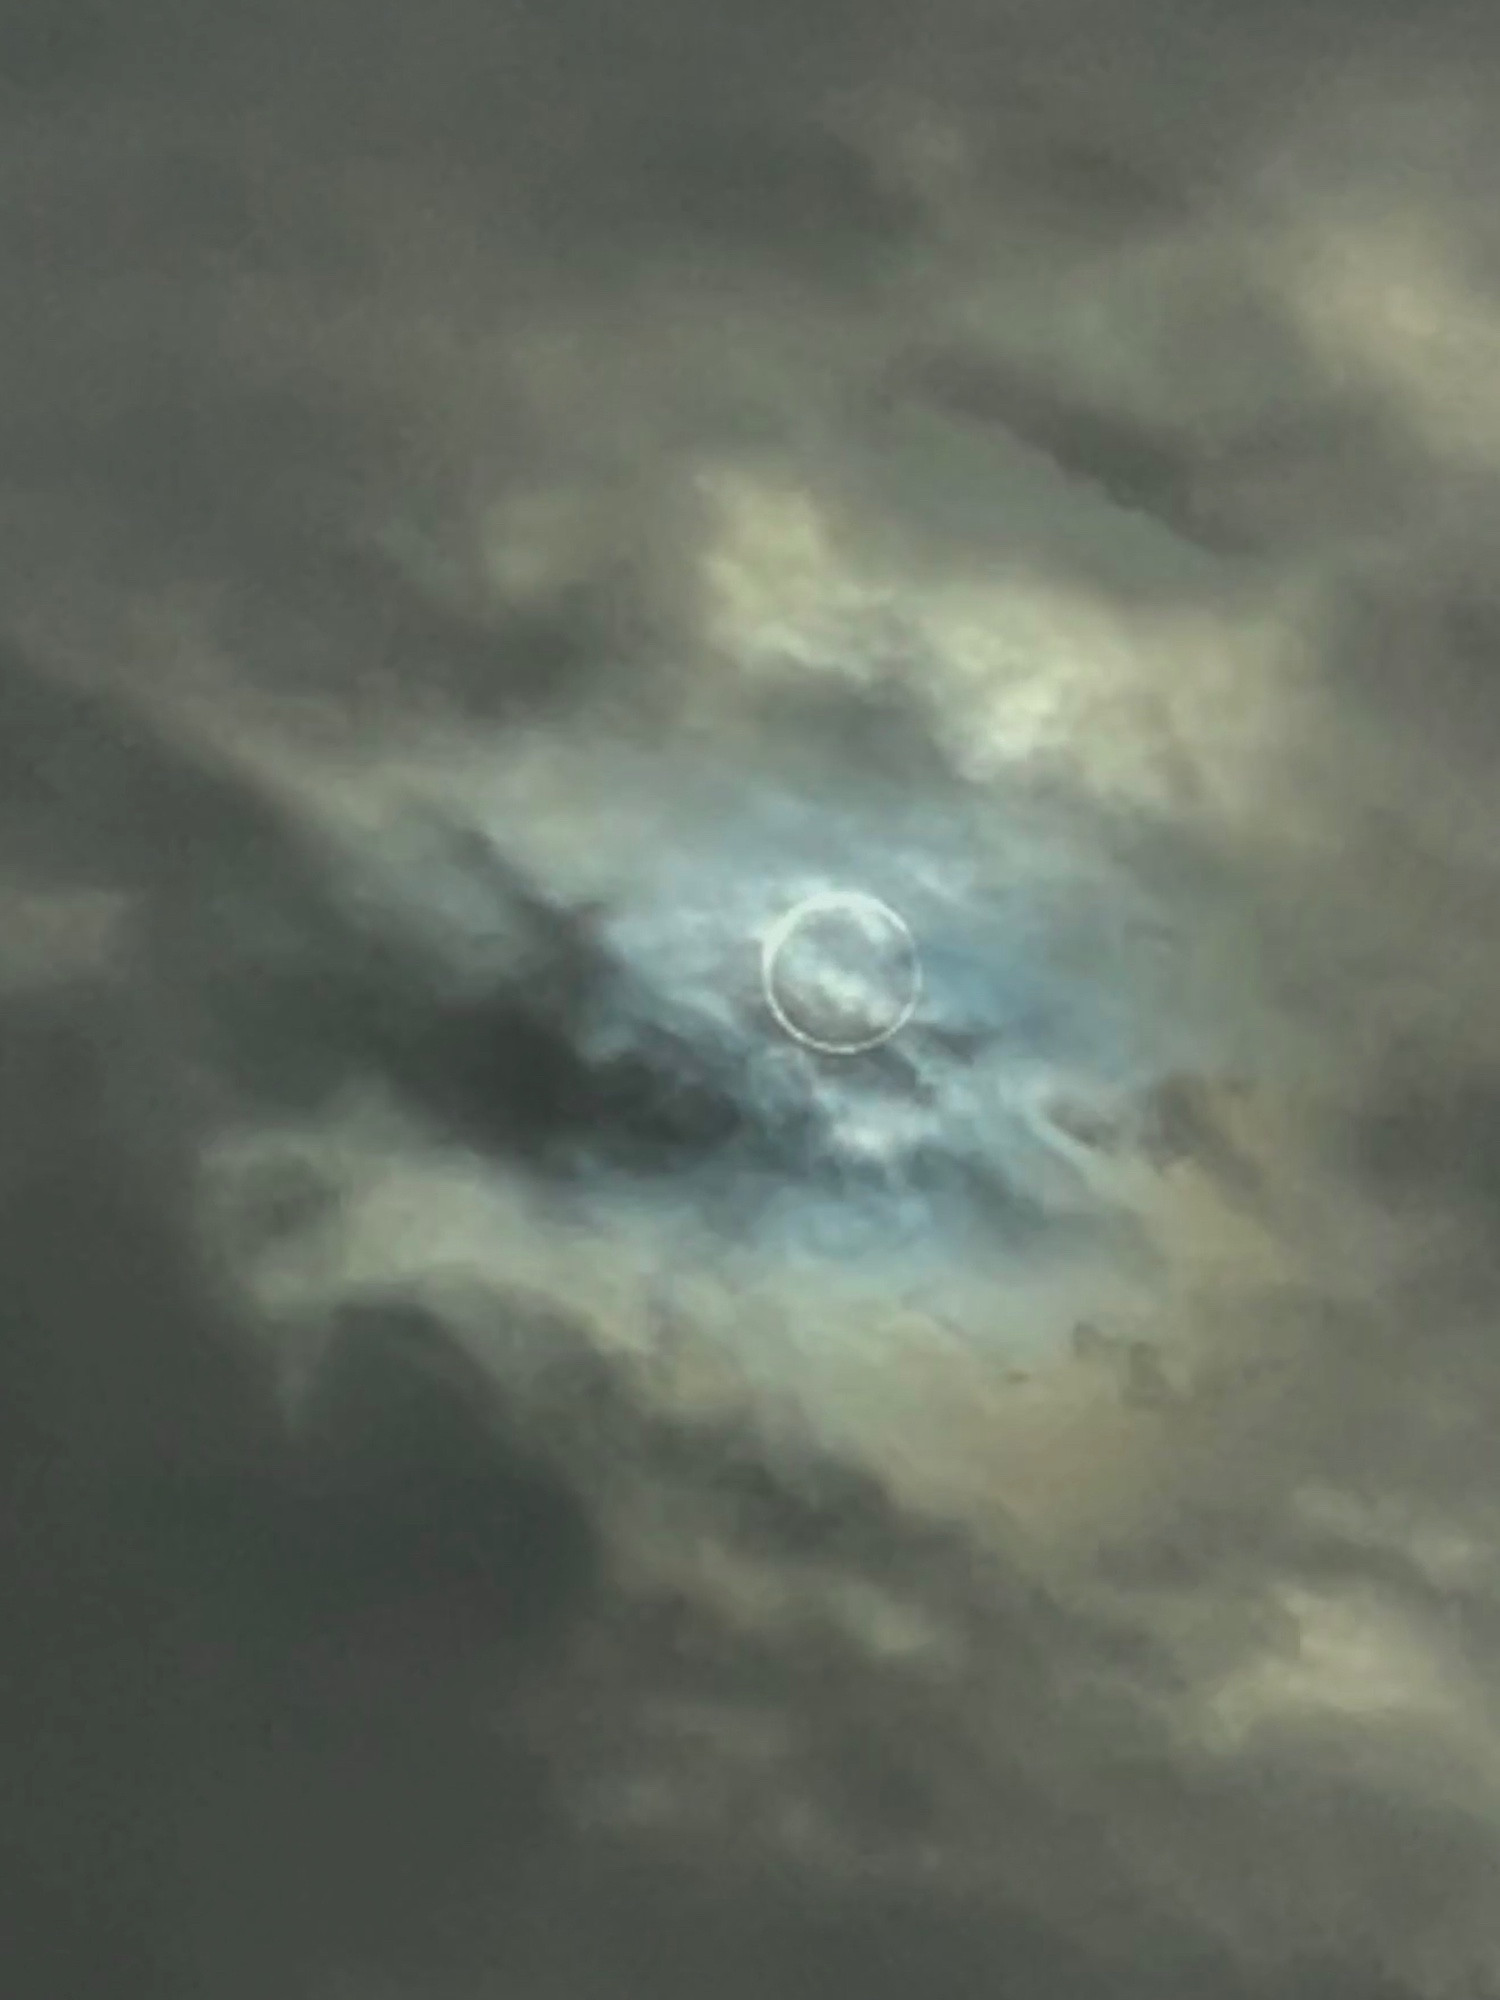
[759,889,923,1056]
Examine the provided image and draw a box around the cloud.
[4,0,1500,1995]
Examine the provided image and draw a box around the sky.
[4,1,1500,1995]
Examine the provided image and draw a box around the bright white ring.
[759,890,922,1056]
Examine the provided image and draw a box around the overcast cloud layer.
[5,2,1500,1995]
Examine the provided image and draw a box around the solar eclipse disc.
[759,890,922,1056]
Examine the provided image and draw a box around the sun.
[759,890,922,1057]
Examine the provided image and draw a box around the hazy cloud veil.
[4,0,1500,1994]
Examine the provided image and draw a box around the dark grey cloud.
[5,0,1500,1994]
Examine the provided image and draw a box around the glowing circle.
[759,890,922,1056]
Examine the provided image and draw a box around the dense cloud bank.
[5,1,1500,1994]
